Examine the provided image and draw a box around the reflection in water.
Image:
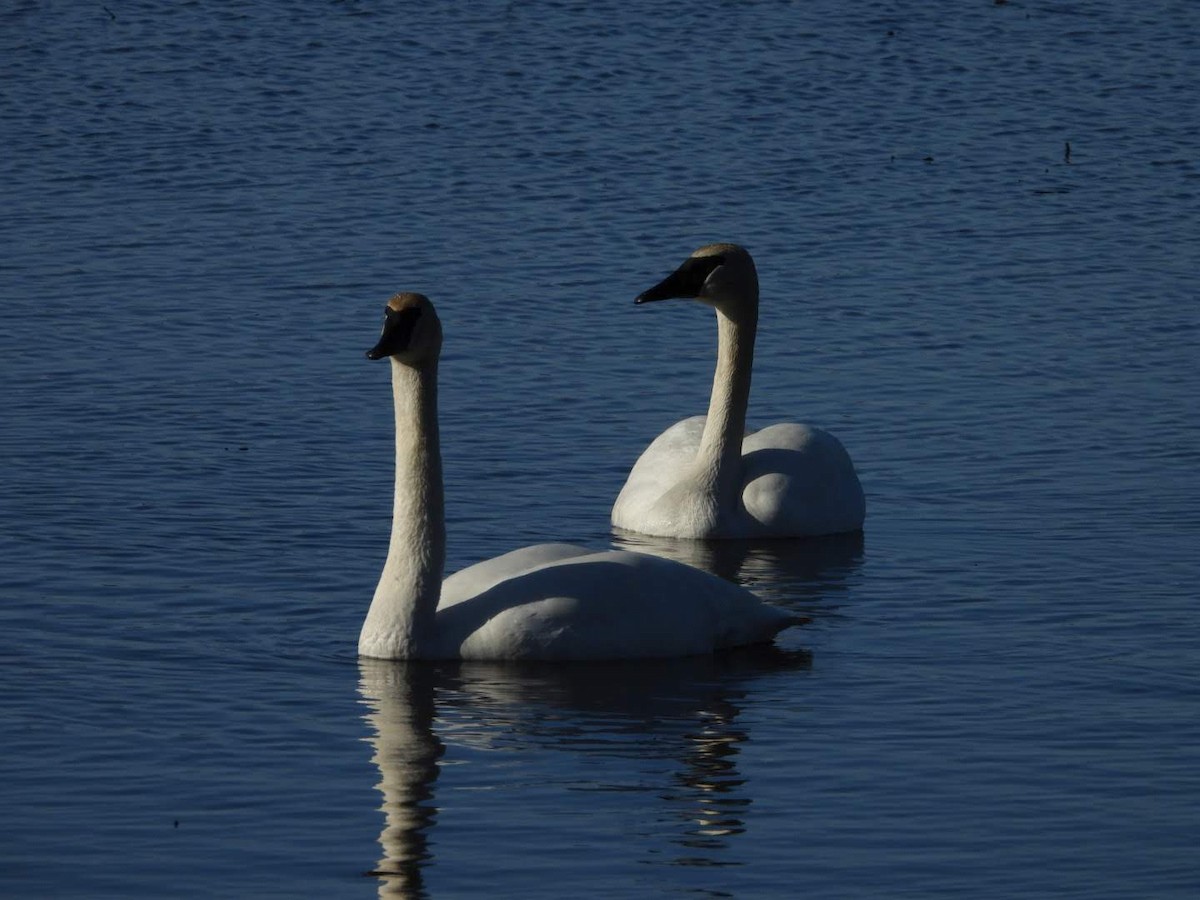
[358,662,443,898]
[671,699,751,860]
[358,650,811,895]
[612,530,865,608]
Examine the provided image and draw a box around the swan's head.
[366,292,442,366]
[635,243,758,311]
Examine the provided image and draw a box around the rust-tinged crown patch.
[387,291,428,313]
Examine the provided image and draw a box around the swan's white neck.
[359,359,445,658]
[695,300,758,524]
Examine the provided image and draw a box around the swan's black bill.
[635,254,725,304]
[366,306,422,359]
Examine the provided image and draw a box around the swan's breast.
[612,416,709,532]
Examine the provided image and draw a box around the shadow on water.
[611,530,865,610]
[357,649,811,897]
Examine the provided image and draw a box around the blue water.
[3,1,1199,897]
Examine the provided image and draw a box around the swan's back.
[433,549,801,661]
[439,543,589,608]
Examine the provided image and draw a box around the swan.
[359,291,804,660]
[612,243,866,539]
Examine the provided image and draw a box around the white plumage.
[613,243,865,539]
[358,291,803,661]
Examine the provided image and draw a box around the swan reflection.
[612,529,864,608]
[359,662,442,897]
[358,650,810,896]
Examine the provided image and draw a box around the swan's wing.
[740,423,866,535]
[444,550,803,660]
[612,416,706,524]
[439,543,591,609]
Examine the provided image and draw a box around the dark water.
[3,1,1199,897]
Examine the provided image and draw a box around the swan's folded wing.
[741,423,866,535]
[444,550,803,660]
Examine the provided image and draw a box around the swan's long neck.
[360,360,445,659]
[696,301,758,521]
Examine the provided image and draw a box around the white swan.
[359,291,803,660]
[612,243,866,539]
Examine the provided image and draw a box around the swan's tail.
[722,606,808,649]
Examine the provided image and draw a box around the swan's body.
[359,292,803,661]
[612,243,865,540]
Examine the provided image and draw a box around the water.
[2,1,1198,897]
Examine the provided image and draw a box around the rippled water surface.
[2,2,1199,897]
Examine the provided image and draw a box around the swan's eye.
[386,306,423,350]
[368,302,426,359]
[686,254,725,288]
